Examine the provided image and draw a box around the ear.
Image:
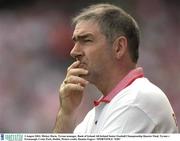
[113,36,128,59]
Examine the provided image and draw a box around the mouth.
[78,63,87,69]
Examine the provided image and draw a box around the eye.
[83,39,92,42]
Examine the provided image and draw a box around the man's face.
[70,20,113,84]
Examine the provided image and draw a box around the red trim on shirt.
[94,67,144,106]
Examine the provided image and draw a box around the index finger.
[67,61,80,72]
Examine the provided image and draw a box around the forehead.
[73,20,101,37]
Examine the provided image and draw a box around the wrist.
[58,108,75,117]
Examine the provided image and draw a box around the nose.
[70,43,84,59]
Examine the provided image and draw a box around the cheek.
[88,52,108,70]
[85,45,111,69]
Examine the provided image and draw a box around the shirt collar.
[94,67,144,106]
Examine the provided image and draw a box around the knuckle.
[63,79,68,84]
[59,86,64,94]
[67,76,73,82]
[67,66,70,72]
[65,84,72,90]
[64,85,69,90]
[67,66,73,72]
[67,69,74,75]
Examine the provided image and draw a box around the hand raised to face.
[59,61,89,114]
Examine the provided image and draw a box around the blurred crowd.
[0,0,179,132]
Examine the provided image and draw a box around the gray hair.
[72,3,140,63]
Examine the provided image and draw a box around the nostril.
[70,49,83,59]
[75,55,83,61]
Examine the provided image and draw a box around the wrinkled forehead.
[73,20,101,37]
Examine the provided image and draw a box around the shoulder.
[109,77,167,107]
[113,77,169,106]
[109,77,174,122]
[131,77,170,109]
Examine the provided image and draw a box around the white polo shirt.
[74,67,179,133]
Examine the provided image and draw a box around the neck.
[96,64,136,96]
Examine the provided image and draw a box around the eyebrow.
[72,33,93,42]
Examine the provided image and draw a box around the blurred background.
[0,0,179,132]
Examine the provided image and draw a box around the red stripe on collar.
[94,67,144,106]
